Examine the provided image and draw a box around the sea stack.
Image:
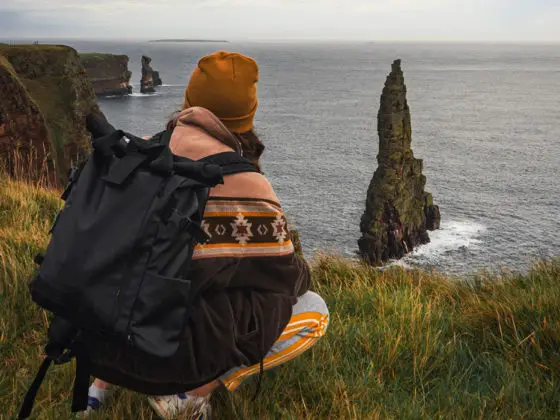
[140,55,161,93]
[358,59,441,265]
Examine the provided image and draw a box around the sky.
[0,0,559,42]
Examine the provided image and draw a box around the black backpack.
[18,116,259,418]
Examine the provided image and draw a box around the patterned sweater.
[182,196,311,381]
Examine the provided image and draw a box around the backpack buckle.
[180,217,211,244]
[44,343,75,365]
[54,348,75,365]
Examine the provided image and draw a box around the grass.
[1,174,559,419]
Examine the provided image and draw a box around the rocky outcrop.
[0,44,101,186]
[153,70,162,87]
[80,53,132,96]
[140,55,161,93]
[358,60,440,265]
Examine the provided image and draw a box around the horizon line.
[1,36,560,45]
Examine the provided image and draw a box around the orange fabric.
[184,51,259,133]
[220,312,329,391]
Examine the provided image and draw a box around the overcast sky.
[1,0,558,42]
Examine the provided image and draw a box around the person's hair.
[166,111,265,172]
[232,130,265,172]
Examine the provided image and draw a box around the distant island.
[149,39,229,43]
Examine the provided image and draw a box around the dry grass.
[1,175,559,419]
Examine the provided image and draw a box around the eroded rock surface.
[1,45,101,185]
[358,60,441,265]
[80,53,133,97]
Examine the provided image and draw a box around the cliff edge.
[80,53,133,97]
[359,60,441,265]
[0,44,100,185]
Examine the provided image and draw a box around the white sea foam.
[129,92,158,97]
[407,220,487,262]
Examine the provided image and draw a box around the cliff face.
[80,53,132,96]
[358,60,441,265]
[140,55,161,93]
[0,55,52,183]
[0,45,100,186]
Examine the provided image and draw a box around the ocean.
[53,40,560,275]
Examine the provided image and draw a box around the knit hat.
[183,51,259,133]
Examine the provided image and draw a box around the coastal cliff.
[359,60,441,265]
[80,53,132,97]
[0,44,100,186]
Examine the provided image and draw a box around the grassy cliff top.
[1,176,559,418]
[0,45,76,75]
[0,53,43,126]
[0,44,97,124]
[0,44,97,178]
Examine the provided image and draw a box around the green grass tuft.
[1,175,559,419]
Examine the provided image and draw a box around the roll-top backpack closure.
[93,130,225,187]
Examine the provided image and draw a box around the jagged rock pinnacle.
[358,59,441,266]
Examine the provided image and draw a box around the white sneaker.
[148,393,211,419]
[78,385,115,417]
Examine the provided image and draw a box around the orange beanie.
[183,51,259,133]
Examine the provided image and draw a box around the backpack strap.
[200,152,260,176]
[151,129,259,175]
[18,318,85,418]
[18,357,53,419]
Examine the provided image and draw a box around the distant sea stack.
[358,60,441,265]
[140,55,161,93]
[80,53,132,97]
[0,44,100,186]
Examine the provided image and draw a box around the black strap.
[172,161,224,187]
[18,357,53,419]
[200,152,260,175]
[102,152,149,185]
[86,113,117,140]
[34,254,44,266]
[71,348,91,412]
[61,160,87,201]
[159,129,173,147]
[92,129,126,156]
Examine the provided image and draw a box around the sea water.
[56,40,560,274]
